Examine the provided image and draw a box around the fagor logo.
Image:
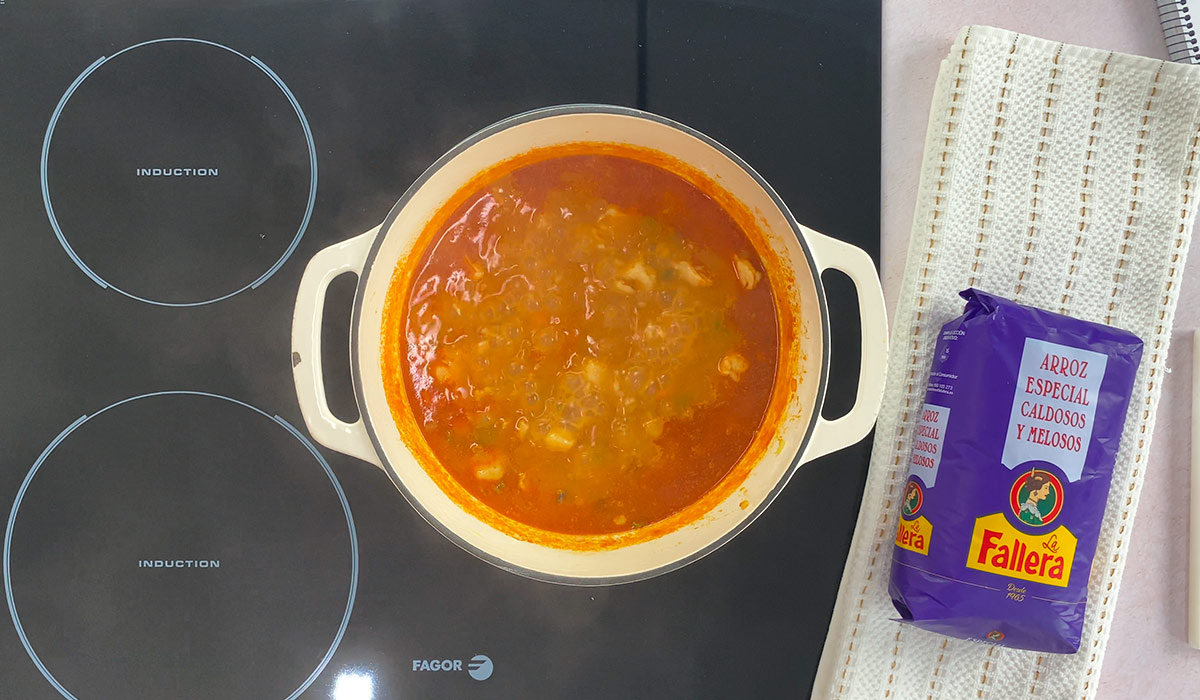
[467,655,493,681]
[411,654,493,681]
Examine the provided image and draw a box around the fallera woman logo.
[1009,467,1064,527]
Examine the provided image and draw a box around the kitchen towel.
[813,25,1200,700]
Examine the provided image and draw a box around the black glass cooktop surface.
[6,392,356,699]
[0,1,880,698]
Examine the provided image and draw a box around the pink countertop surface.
[883,1,1200,696]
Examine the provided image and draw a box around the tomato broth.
[383,151,780,535]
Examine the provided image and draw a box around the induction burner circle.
[41,38,317,307]
[4,392,357,700]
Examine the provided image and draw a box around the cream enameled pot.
[291,105,887,585]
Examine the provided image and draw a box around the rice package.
[889,289,1143,653]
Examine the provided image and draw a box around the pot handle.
[291,225,385,468]
[802,228,889,462]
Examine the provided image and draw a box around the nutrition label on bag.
[1001,338,1107,482]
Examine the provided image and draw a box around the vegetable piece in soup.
[389,153,779,535]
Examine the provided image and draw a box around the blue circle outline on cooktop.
[39,38,319,307]
[3,391,358,700]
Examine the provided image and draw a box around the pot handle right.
[802,228,889,462]
[291,225,385,469]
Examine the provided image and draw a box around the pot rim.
[349,103,832,585]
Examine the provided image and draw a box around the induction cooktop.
[0,2,880,698]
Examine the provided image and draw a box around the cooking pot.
[291,104,887,585]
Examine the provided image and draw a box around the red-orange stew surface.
[387,151,779,535]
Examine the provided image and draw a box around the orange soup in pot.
[382,148,781,535]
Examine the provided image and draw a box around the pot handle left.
[291,225,385,469]
[802,228,889,463]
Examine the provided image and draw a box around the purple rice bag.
[889,289,1143,653]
